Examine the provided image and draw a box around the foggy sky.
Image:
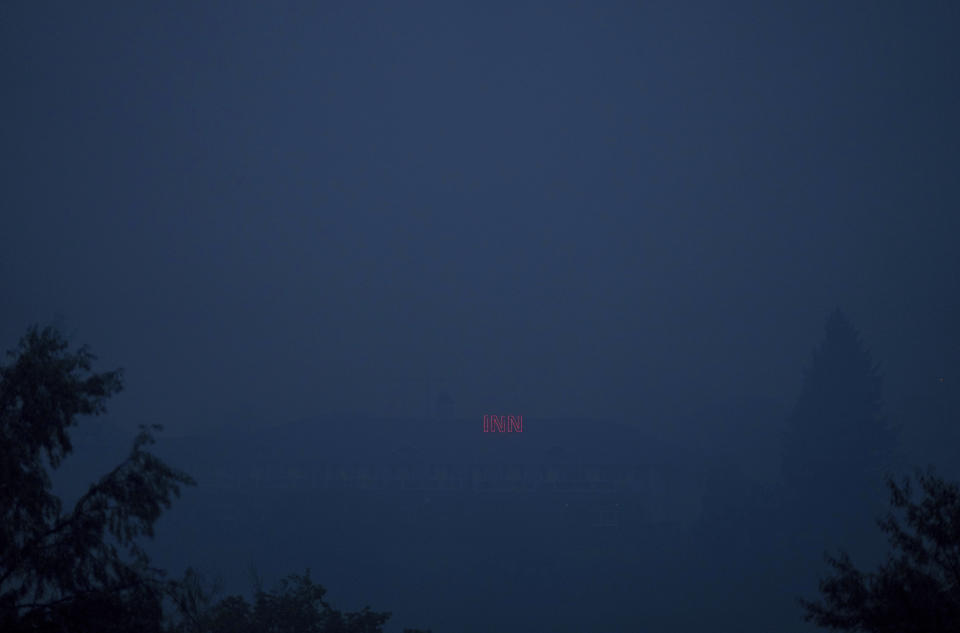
[3,1,958,436]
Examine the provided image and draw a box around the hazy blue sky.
[3,1,958,436]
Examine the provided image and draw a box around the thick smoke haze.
[2,3,959,632]
[4,2,957,436]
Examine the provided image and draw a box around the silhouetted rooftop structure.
[155,416,704,525]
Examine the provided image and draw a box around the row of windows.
[207,463,681,493]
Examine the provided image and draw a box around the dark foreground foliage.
[165,567,431,633]
[0,326,195,632]
[0,325,432,632]
[800,470,960,632]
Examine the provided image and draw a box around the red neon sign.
[482,415,523,433]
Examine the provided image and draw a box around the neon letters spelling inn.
[482,415,523,433]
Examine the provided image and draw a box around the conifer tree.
[781,309,896,517]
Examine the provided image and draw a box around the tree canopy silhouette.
[800,470,960,632]
[781,308,896,519]
[164,567,431,633]
[0,325,195,632]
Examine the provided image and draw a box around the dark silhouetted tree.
[163,567,221,633]
[0,325,195,632]
[165,568,431,633]
[781,308,896,524]
[800,469,960,631]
